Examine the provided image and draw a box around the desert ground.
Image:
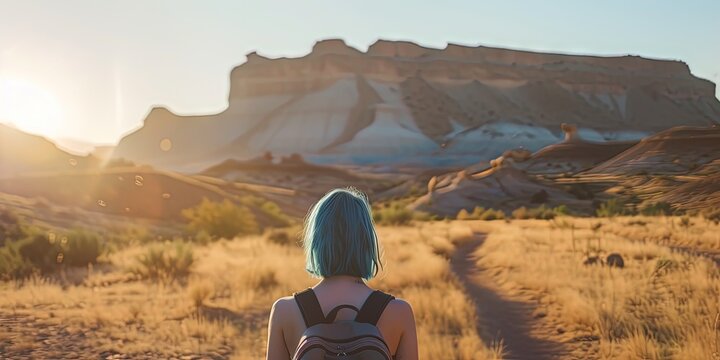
[2,214,718,360]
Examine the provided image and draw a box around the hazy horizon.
[1,0,719,147]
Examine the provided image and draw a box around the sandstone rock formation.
[111,39,720,170]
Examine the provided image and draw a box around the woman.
[266,188,418,360]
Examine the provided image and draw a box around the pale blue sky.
[0,0,718,144]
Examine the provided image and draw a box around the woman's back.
[266,276,417,359]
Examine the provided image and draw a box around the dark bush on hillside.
[16,232,59,273]
[640,202,674,216]
[13,229,102,273]
[565,184,594,200]
[182,198,259,240]
[0,208,26,247]
[0,244,34,280]
[530,190,549,204]
[62,229,102,267]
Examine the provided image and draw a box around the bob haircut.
[302,187,381,280]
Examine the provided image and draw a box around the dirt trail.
[451,234,565,360]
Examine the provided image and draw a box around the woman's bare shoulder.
[271,296,296,313]
[383,297,415,322]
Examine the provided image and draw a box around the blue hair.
[303,187,381,280]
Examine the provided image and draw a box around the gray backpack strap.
[355,290,395,325]
[293,288,325,327]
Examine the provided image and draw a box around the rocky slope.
[111,39,720,170]
[0,124,100,177]
[517,124,638,174]
[584,126,720,175]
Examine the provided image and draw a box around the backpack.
[292,288,395,360]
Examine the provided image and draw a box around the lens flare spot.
[159,138,173,152]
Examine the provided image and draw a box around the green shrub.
[134,241,194,283]
[16,232,58,273]
[0,208,26,247]
[512,206,529,220]
[0,244,34,280]
[640,202,673,216]
[182,198,259,240]
[512,205,557,220]
[61,229,102,267]
[411,211,437,222]
[373,203,413,225]
[456,206,505,221]
[596,199,629,217]
[553,204,570,216]
[456,208,471,220]
[0,227,103,279]
[260,201,291,227]
[264,228,300,247]
[13,229,102,273]
[479,209,505,220]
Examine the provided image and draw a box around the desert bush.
[700,207,720,224]
[456,208,471,220]
[259,201,291,227]
[134,241,194,282]
[411,211,437,221]
[15,232,58,273]
[182,198,259,240]
[479,209,505,220]
[512,206,529,219]
[553,204,570,215]
[639,202,673,216]
[0,227,102,279]
[596,198,636,217]
[373,202,413,225]
[0,244,34,280]
[61,229,102,267]
[264,228,299,247]
[457,206,505,221]
[512,205,557,220]
[0,208,26,247]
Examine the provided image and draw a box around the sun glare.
[0,78,63,137]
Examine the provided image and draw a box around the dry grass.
[0,221,499,359]
[469,217,720,359]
